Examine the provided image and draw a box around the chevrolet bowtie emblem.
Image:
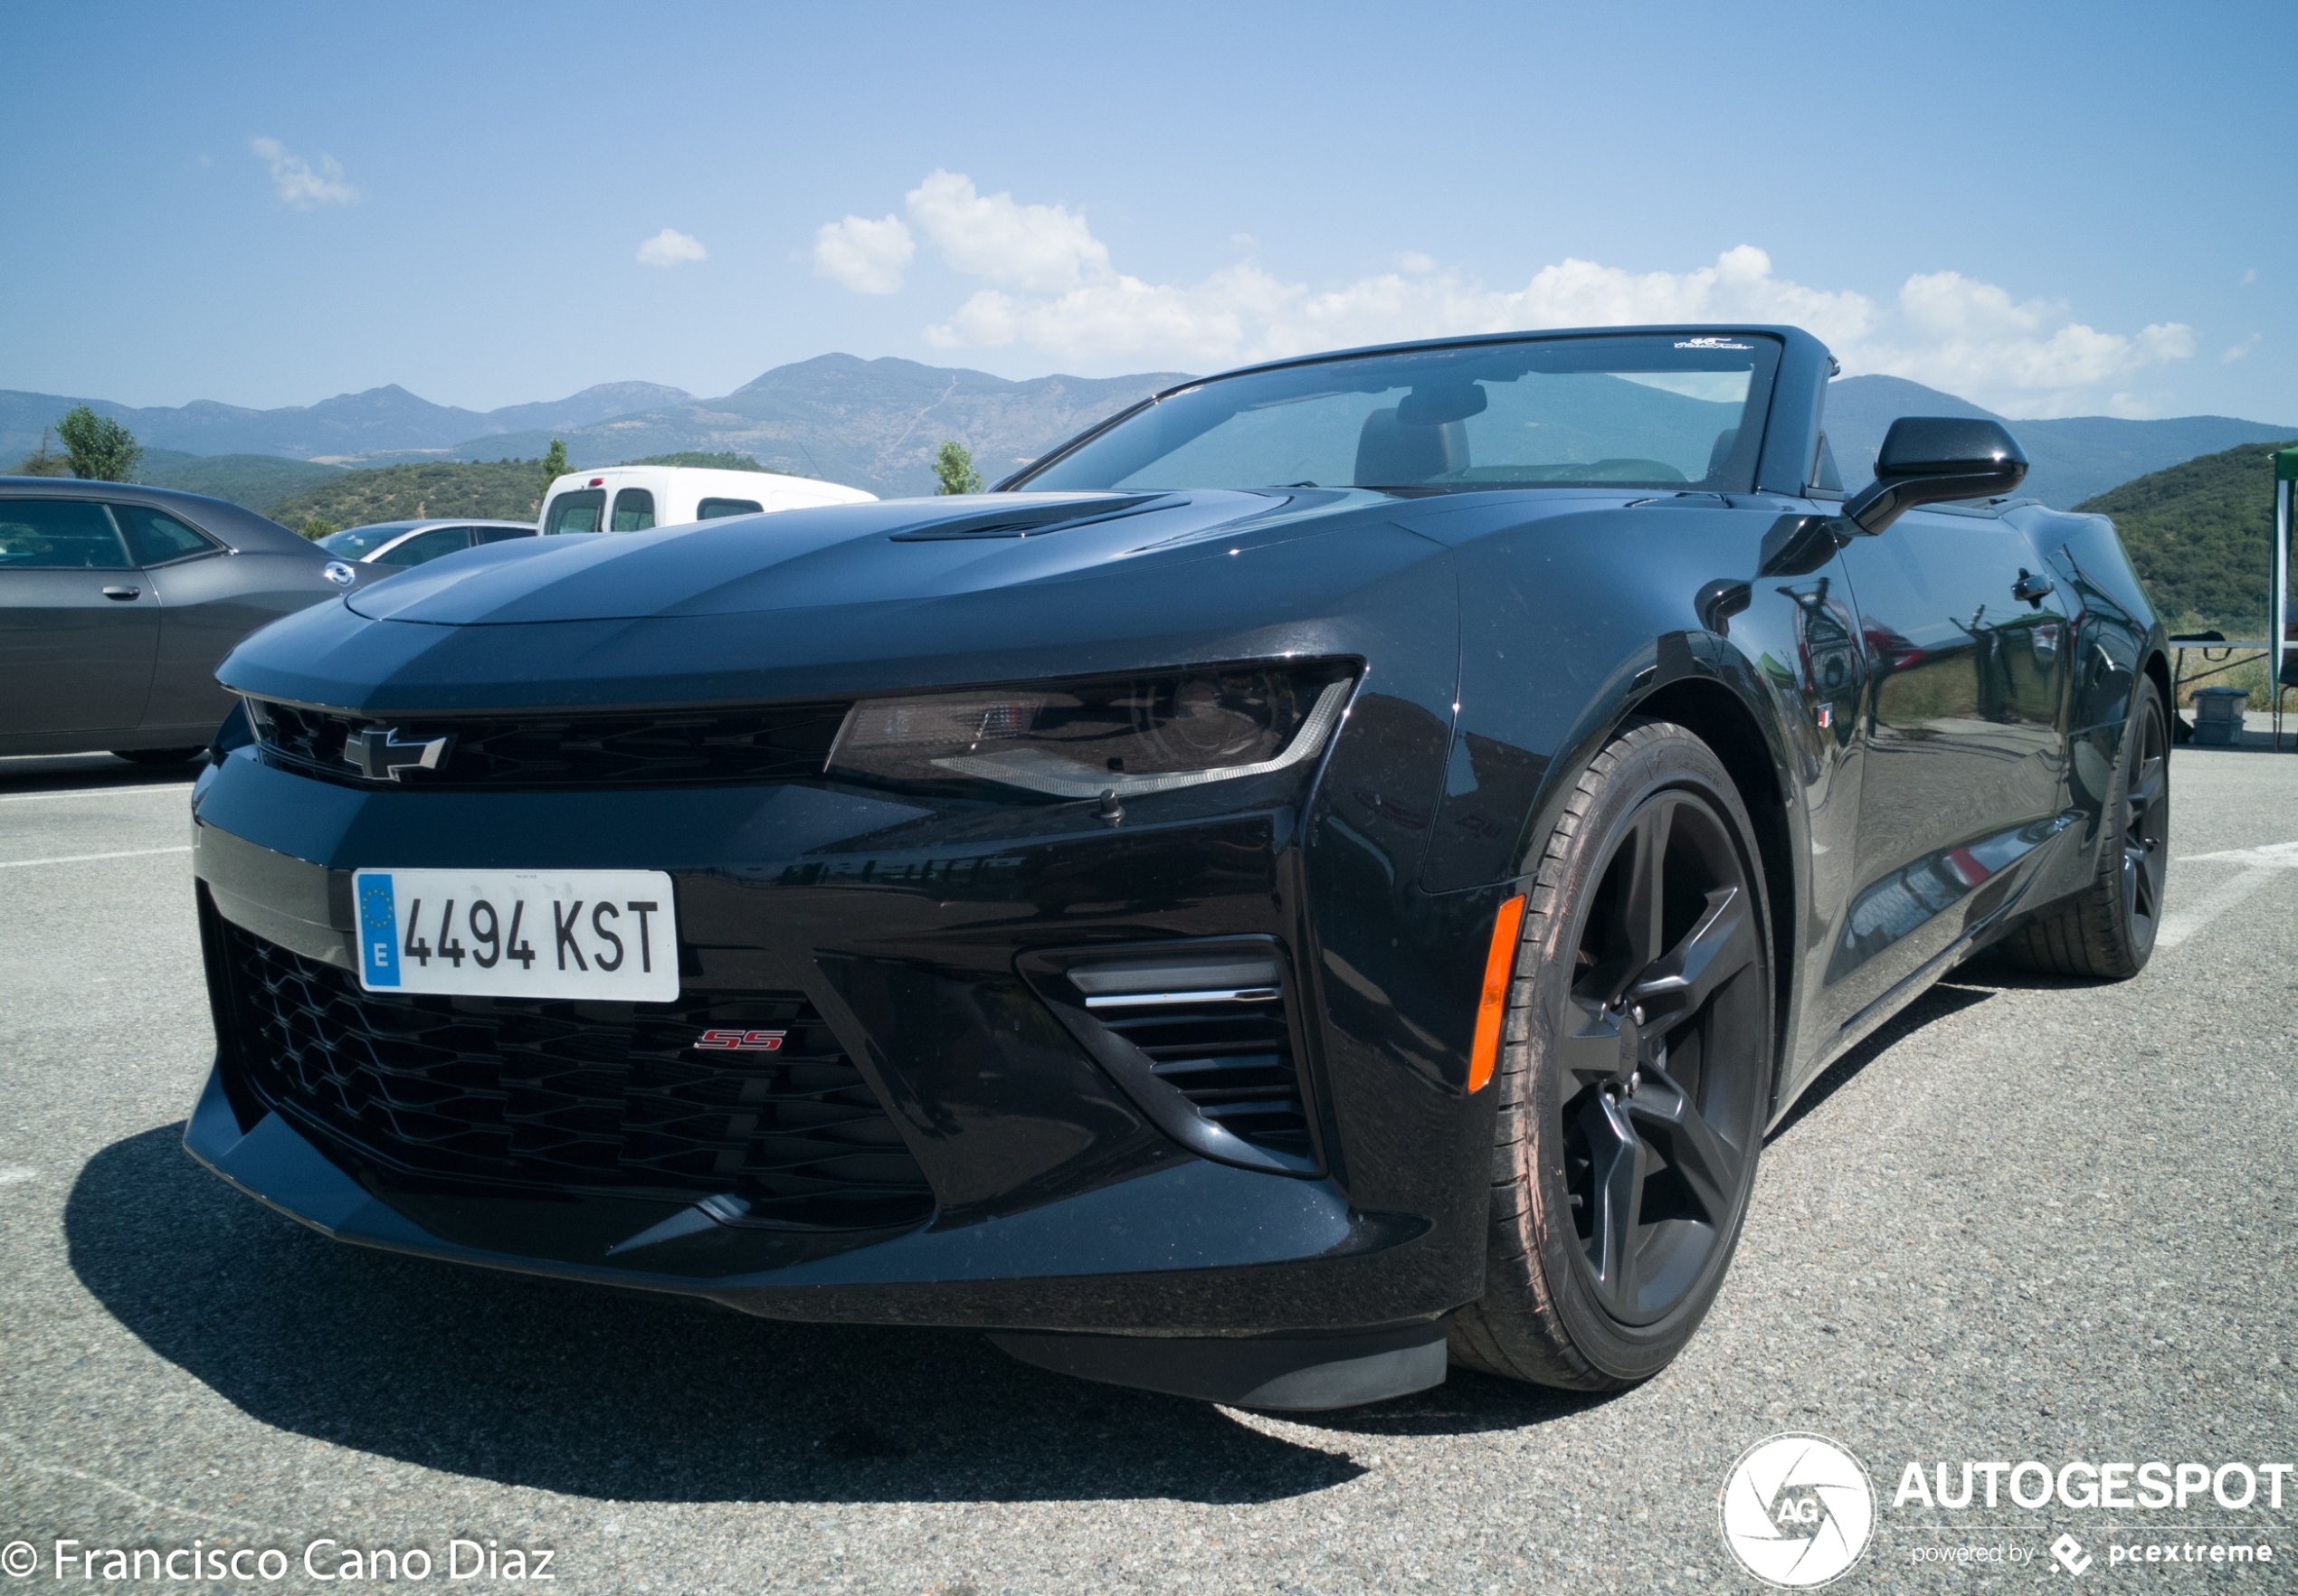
[345,726,451,782]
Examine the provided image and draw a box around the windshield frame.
[1002,328,1785,497]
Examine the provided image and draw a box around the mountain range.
[5,360,2291,507]
[1817,375,2295,511]
[0,380,692,465]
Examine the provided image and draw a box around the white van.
[539,465,874,537]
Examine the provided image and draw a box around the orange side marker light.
[1468,893,1527,1092]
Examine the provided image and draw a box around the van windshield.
[544,489,605,535]
[1014,334,1780,494]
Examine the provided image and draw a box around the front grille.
[249,698,850,790]
[218,926,933,1230]
[1094,996,1313,1161]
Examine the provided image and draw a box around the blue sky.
[5,0,2290,423]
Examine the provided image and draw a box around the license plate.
[353,869,678,1002]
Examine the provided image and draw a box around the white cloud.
[812,214,913,293]
[250,137,357,207]
[822,171,2198,415]
[1861,272,2194,417]
[636,227,707,269]
[2223,333,2262,364]
[904,170,1108,292]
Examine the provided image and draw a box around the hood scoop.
[887,492,1178,541]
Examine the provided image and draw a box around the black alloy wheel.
[1452,719,1773,1391]
[1555,789,1768,1326]
[1999,677,2170,980]
[2118,691,2169,951]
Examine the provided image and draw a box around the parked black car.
[0,479,375,763]
[185,326,2169,1409]
[318,518,537,570]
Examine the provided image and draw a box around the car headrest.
[1356,408,1467,487]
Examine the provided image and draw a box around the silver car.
[316,518,537,569]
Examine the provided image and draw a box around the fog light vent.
[1021,939,1318,1175]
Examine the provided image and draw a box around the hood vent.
[887,493,1177,541]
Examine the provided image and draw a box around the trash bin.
[2190,686,2247,746]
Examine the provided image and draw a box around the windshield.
[318,524,415,558]
[1016,333,1780,494]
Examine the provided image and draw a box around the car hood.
[220,489,1470,713]
[346,492,1332,625]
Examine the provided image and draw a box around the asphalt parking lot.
[1,746,2291,1592]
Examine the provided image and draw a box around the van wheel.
[1450,720,1773,1390]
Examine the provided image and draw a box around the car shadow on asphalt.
[1764,976,2000,1143]
[67,1126,1596,1504]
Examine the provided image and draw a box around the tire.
[1995,677,2169,980]
[110,747,205,765]
[1450,718,1774,1391]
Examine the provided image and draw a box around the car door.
[1828,505,2071,1006]
[118,500,343,736]
[0,498,160,738]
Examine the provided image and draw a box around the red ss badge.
[692,1028,787,1052]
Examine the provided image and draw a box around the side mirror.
[1843,417,2027,534]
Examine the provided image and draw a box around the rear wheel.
[110,746,205,765]
[1450,720,1773,1390]
[1996,677,2169,979]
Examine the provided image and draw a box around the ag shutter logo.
[1720,1433,1876,1587]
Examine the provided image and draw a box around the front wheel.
[1450,719,1774,1390]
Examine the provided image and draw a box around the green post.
[2274,451,2295,747]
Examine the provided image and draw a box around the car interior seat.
[1356,409,1468,486]
[1705,427,1739,482]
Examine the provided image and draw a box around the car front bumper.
[185,718,1504,1344]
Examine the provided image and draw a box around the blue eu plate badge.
[358,872,401,986]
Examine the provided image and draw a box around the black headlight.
[824,662,1355,799]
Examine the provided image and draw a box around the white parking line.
[0,784,194,804]
[2159,840,2298,949]
[0,846,192,870]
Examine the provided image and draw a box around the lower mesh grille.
[1094,999,1313,1160]
[218,926,933,1230]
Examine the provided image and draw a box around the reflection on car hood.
[219,489,1485,713]
[345,491,1345,626]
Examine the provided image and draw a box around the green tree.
[299,515,340,541]
[933,440,983,495]
[540,438,569,489]
[13,426,71,477]
[55,405,143,482]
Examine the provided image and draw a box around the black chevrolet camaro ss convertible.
[185,327,2169,1409]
